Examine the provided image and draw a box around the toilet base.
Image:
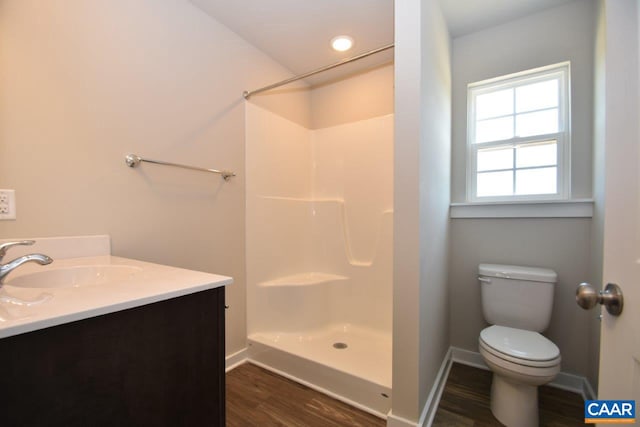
[490,374,538,427]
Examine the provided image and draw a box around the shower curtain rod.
[243,43,394,99]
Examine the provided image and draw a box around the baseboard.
[419,347,453,426]
[386,348,453,427]
[450,346,596,400]
[551,371,591,398]
[451,346,488,370]
[582,377,596,401]
[225,347,248,372]
[386,412,418,427]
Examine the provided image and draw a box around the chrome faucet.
[0,240,53,286]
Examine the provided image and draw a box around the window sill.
[450,199,593,219]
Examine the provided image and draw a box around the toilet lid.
[480,325,560,361]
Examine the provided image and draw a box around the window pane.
[515,167,557,195]
[516,79,559,113]
[478,147,513,171]
[516,141,557,168]
[476,88,513,120]
[476,116,514,143]
[477,171,513,197]
[515,109,558,137]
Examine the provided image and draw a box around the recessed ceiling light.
[331,35,354,52]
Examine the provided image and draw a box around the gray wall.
[451,0,595,202]
[393,0,451,422]
[0,0,310,358]
[449,219,593,375]
[448,0,597,379]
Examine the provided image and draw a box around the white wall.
[392,0,451,423]
[0,0,310,357]
[588,0,606,393]
[597,0,640,400]
[310,63,394,129]
[448,0,597,379]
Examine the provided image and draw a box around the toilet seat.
[480,325,560,368]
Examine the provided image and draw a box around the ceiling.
[190,0,576,86]
[441,0,575,38]
[189,0,394,85]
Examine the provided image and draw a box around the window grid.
[475,105,558,125]
[466,62,571,202]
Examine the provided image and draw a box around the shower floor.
[247,324,392,417]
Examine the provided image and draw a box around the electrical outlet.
[0,189,16,220]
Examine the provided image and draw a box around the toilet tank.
[479,264,557,332]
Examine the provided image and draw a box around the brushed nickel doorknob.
[576,282,624,316]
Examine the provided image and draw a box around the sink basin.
[5,265,143,289]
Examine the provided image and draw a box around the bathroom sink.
[5,265,142,289]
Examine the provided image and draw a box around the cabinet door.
[0,287,226,427]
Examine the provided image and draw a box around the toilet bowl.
[479,325,560,427]
[478,264,561,427]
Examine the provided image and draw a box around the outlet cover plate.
[0,189,16,220]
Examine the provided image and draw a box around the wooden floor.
[226,363,386,427]
[433,363,585,426]
[226,362,584,426]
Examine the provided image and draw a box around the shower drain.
[332,342,348,349]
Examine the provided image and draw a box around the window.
[467,63,570,202]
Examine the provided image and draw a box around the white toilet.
[478,264,561,427]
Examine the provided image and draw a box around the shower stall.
[244,54,393,417]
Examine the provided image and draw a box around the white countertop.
[0,255,232,339]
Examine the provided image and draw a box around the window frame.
[466,62,571,203]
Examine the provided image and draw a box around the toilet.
[478,264,561,427]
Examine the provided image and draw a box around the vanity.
[0,236,232,426]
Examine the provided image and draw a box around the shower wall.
[310,116,393,331]
[246,102,393,336]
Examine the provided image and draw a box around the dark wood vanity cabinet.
[0,287,226,427]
